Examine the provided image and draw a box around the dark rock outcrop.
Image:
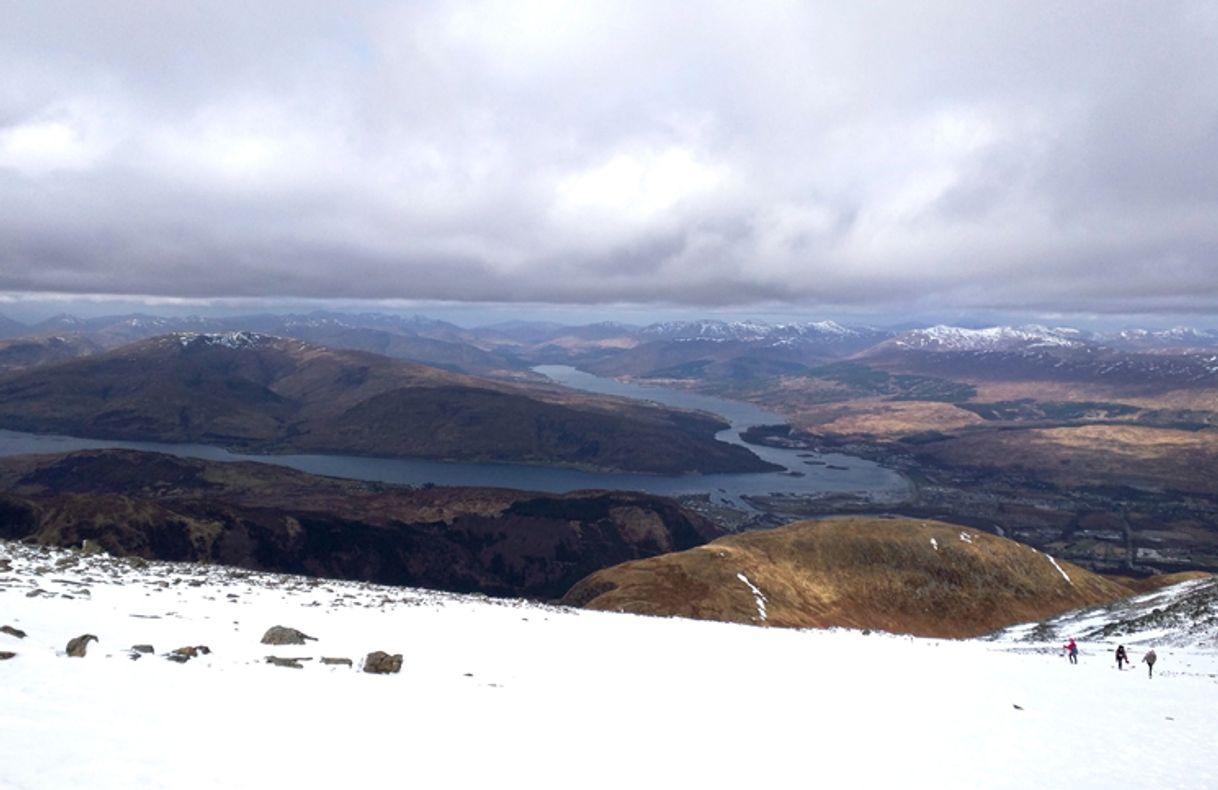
[0,449,723,600]
[1,625,27,639]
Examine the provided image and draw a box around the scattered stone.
[321,657,352,667]
[164,645,209,663]
[1,625,27,639]
[362,651,403,674]
[260,625,317,646]
[0,651,15,660]
[66,634,98,657]
[131,644,155,654]
[79,539,105,556]
[266,656,306,669]
[0,559,11,572]
[25,589,48,598]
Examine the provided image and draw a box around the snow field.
[2,542,1217,789]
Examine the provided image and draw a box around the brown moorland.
[563,516,1146,638]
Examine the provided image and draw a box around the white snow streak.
[736,572,768,622]
[958,531,974,544]
[930,537,939,552]
[1045,553,1072,584]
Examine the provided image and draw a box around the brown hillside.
[562,517,1137,638]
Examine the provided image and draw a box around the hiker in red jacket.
[1063,638,1078,664]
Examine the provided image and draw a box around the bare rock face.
[0,651,15,660]
[362,651,403,674]
[260,626,317,646]
[1,625,27,639]
[65,634,98,657]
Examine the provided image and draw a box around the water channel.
[0,366,910,506]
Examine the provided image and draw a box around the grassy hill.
[563,516,1150,637]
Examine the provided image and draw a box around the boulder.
[260,626,317,646]
[0,651,15,661]
[164,645,209,663]
[1,625,27,639]
[362,651,403,674]
[130,644,155,654]
[65,634,98,657]
[265,656,307,669]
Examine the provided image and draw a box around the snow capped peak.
[640,319,773,341]
[894,325,1084,351]
[639,319,868,344]
[164,331,274,350]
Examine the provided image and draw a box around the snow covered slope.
[2,540,1216,789]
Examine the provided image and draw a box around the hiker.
[1143,649,1157,678]
[1063,637,1079,664]
[1115,644,1128,670]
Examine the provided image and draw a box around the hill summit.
[563,516,1146,637]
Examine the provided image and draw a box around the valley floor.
[2,540,1216,789]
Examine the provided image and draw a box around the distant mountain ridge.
[1,310,1217,394]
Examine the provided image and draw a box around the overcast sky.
[2,1,1217,321]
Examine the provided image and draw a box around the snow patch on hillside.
[736,572,768,622]
[1044,553,1072,584]
[895,324,1084,351]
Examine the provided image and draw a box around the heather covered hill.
[563,516,1141,637]
[0,332,775,474]
[0,449,723,599]
[0,335,102,373]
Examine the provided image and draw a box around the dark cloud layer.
[2,1,1217,314]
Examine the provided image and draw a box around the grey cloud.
[1,1,1217,315]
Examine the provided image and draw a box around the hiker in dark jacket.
[1115,644,1128,670]
[1143,648,1157,678]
